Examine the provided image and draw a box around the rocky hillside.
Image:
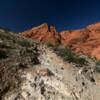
[21,22,100,60]
[0,27,100,100]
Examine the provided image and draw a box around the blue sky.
[0,0,100,32]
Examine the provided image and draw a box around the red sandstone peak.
[21,23,60,45]
[31,23,49,33]
[87,22,100,30]
[60,22,100,59]
[21,22,100,60]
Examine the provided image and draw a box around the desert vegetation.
[95,60,100,72]
[53,47,88,67]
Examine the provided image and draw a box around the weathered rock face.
[3,45,100,100]
[60,23,100,59]
[21,22,100,60]
[21,23,60,45]
[92,46,100,60]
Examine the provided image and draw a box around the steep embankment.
[3,46,100,100]
[0,29,100,100]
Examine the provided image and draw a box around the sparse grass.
[15,36,39,47]
[95,60,100,72]
[46,43,54,47]
[0,30,38,48]
[96,60,100,66]
[0,28,40,62]
[54,47,88,67]
[16,37,31,47]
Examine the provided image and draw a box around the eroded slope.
[0,29,100,100]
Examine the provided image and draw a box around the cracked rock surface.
[3,46,100,100]
[0,29,100,100]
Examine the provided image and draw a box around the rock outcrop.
[21,22,100,60]
[60,22,100,59]
[21,23,60,45]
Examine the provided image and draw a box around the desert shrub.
[96,60,100,66]
[15,36,38,47]
[54,47,87,67]
[19,39,30,47]
[0,31,15,41]
[95,60,100,72]
[0,50,8,59]
[0,29,38,48]
[47,43,54,47]
[15,36,31,47]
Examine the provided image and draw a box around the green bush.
[15,36,38,47]
[54,47,87,67]
[0,50,8,59]
[47,43,54,47]
[95,60,100,72]
[96,60,100,66]
[0,31,16,41]
[18,39,30,47]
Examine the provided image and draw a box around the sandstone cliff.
[21,23,60,45]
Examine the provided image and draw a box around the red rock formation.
[21,22,100,60]
[60,23,100,59]
[21,23,60,45]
